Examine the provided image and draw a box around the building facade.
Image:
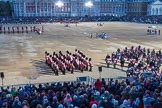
[127,0,149,16]
[147,0,162,15]
[12,0,127,17]
[12,0,101,17]
[100,0,127,17]
[70,0,100,17]
[12,0,71,17]
[10,0,162,17]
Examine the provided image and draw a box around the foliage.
[0,1,12,16]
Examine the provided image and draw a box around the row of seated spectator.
[45,49,93,75]
[0,76,161,108]
[1,15,162,24]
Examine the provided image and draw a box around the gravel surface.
[0,22,162,86]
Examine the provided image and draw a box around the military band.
[45,49,93,75]
[0,25,43,34]
[105,45,162,75]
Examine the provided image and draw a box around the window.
[156,8,158,15]
[160,8,162,15]
[152,8,155,15]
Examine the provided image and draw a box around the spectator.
[91,104,97,108]
[94,91,100,102]
[71,95,79,107]
[120,99,131,108]
[22,100,29,108]
[143,93,155,108]
[95,79,102,91]
[12,96,22,108]
[101,90,110,101]
[51,96,59,108]
[89,96,98,107]
[64,93,72,107]
[99,96,106,108]
[154,97,162,108]
[58,104,64,108]
[105,96,114,108]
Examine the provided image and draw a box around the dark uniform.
[120,56,125,70]
[88,58,93,71]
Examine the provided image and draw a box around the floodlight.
[85,1,93,8]
[55,1,64,8]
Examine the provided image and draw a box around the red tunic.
[69,63,74,70]
[45,55,49,61]
[89,61,93,67]
[107,58,111,63]
[52,62,59,70]
[79,61,85,70]
[83,59,88,66]
[47,57,53,65]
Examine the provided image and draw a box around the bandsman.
[88,58,93,71]
[51,62,59,75]
[79,59,84,72]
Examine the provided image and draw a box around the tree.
[6,1,12,16]
[0,1,12,16]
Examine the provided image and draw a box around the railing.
[0,76,126,90]
[1,80,76,90]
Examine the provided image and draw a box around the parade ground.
[0,22,162,86]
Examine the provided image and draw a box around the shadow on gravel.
[31,59,54,75]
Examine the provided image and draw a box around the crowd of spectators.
[0,75,162,108]
[119,15,162,24]
[0,15,162,24]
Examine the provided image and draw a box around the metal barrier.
[1,80,76,90]
[0,76,126,90]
